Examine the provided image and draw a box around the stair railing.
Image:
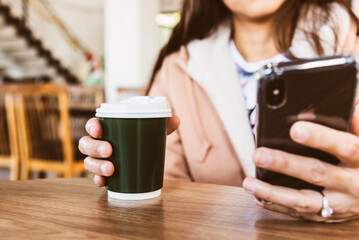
[0,0,92,81]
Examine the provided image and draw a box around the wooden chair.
[10,83,85,179]
[68,85,104,163]
[0,90,20,180]
[69,85,104,111]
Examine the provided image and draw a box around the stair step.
[17,58,48,67]
[15,63,56,71]
[5,66,57,78]
[0,58,17,69]
[0,38,27,50]
[0,51,54,74]
[5,48,38,60]
[0,25,16,40]
[0,15,7,26]
[20,68,56,76]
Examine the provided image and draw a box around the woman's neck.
[232,16,279,62]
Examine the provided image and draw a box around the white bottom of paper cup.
[107,189,161,200]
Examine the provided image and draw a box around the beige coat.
[149,4,359,187]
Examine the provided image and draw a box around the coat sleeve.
[148,63,193,182]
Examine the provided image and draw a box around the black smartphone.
[256,54,359,191]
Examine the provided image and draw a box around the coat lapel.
[186,25,255,177]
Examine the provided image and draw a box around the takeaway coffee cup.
[96,96,171,200]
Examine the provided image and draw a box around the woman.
[79,0,359,222]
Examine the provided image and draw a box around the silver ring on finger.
[319,192,333,218]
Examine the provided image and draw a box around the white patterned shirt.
[229,40,288,129]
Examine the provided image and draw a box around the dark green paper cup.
[96,96,171,200]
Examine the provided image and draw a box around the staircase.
[0,0,88,84]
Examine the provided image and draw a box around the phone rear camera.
[273,89,280,96]
[266,78,285,108]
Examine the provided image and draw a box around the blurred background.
[0,0,357,181]
[0,0,181,181]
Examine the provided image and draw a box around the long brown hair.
[148,0,358,93]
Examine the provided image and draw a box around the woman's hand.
[79,115,180,187]
[243,107,359,222]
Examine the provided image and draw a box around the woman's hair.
[147,0,359,93]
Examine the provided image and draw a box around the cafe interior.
[0,0,180,181]
[2,0,359,239]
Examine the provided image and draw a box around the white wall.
[105,0,161,102]
[160,0,182,12]
[50,0,104,55]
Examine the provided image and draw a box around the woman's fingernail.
[101,164,108,175]
[83,158,89,170]
[94,175,103,187]
[98,144,107,157]
[291,123,310,143]
[89,125,94,135]
[253,149,272,167]
[243,178,257,195]
[94,175,100,186]
[255,199,264,207]
[85,121,92,134]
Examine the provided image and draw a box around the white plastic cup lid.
[96,96,172,119]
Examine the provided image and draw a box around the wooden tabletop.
[0,178,358,240]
